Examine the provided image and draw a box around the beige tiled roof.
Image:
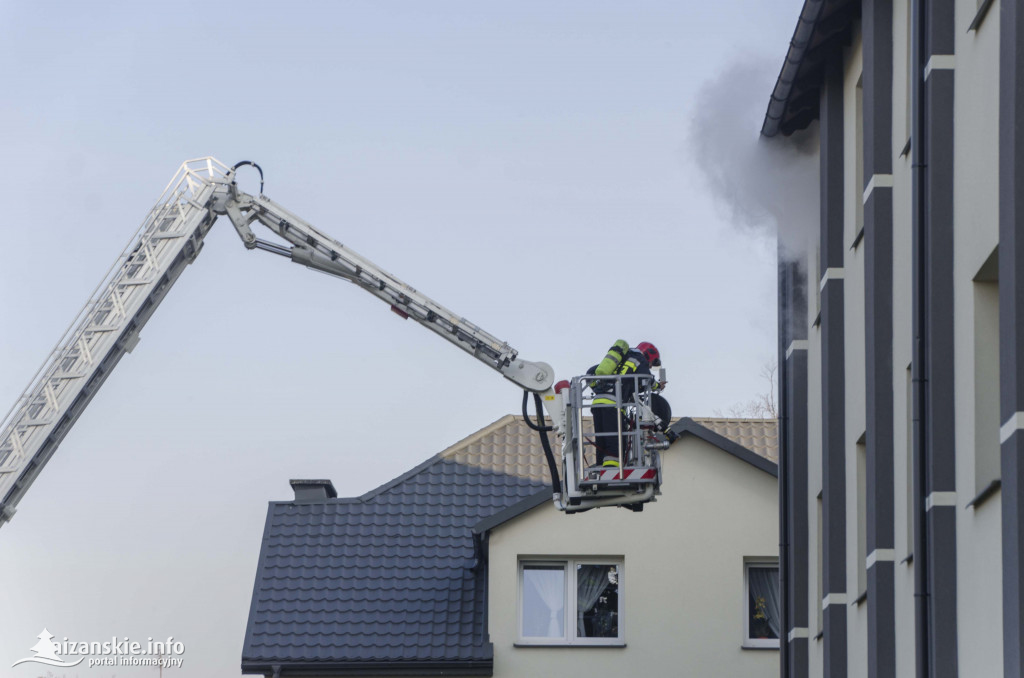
[691,417,778,462]
[440,415,552,483]
[438,415,778,483]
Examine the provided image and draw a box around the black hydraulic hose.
[231,160,264,195]
[522,391,561,495]
[522,390,552,431]
[534,394,563,497]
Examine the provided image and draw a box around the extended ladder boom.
[0,158,552,527]
[215,184,552,391]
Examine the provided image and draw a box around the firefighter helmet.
[637,341,661,367]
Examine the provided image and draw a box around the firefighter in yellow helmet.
[587,341,664,468]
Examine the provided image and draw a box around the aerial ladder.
[0,158,667,525]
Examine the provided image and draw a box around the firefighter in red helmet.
[587,340,667,468]
[636,342,661,369]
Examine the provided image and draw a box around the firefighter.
[588,341,664,468]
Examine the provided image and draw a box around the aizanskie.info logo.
[13,629,185,669]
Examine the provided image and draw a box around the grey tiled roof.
[242,416,549,674]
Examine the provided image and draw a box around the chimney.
[289,479,337,501]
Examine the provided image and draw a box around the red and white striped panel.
[591,467,657,482]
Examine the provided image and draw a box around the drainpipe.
[910,0,929,675]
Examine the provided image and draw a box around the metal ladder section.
[0,158,231,525]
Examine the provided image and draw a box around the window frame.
[517,557,625,647]
[743,558,781,650]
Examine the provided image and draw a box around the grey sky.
[0,1,801,675]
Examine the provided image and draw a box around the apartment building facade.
[764,0,1020,675]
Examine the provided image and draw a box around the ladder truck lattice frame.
[0,158,229,525]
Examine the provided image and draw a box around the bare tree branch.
[716,360,778,419]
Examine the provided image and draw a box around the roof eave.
[761,0,860,137]
[241,658,493,677]
[471,489,551,536]
[669,418,779,478]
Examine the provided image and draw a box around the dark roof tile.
[242,418,549,671]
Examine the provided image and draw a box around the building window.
[903,0,912,150]
[856,434,867,599]
[906,364,914,560]
[814,242,822,324]
[973,248,1000,499]
[852,74,864,248]
[744,559,780,648]
[816,494,823,636]
[518,559,623,645]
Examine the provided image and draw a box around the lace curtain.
[523,566,564,637]
[749,566,781,638]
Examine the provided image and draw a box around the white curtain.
[576,565,614,636]
[749,567,781,638]
[524,567,565,637]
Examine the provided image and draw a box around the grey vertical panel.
[780,254,809,678]
[779,256,790,678]
[863,0,894,178]
[790,341,810,678]
[862,0,896,676]
[820,52,848,678]
[923,0,958,674]
[1001,0,1024,673]
[865,184,897,678]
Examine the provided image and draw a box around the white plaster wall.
[952,0,1003,674]
[842,30,870,678]
[890,1,919,673]
[486,435,779,678]
[808,250,825,678]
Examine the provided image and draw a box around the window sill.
[741,643,780,651]
[851,226,865,250]
[969,0,995,31]
[967,479,1001,509]
[900,137,911,159]
[516,647,626,651]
